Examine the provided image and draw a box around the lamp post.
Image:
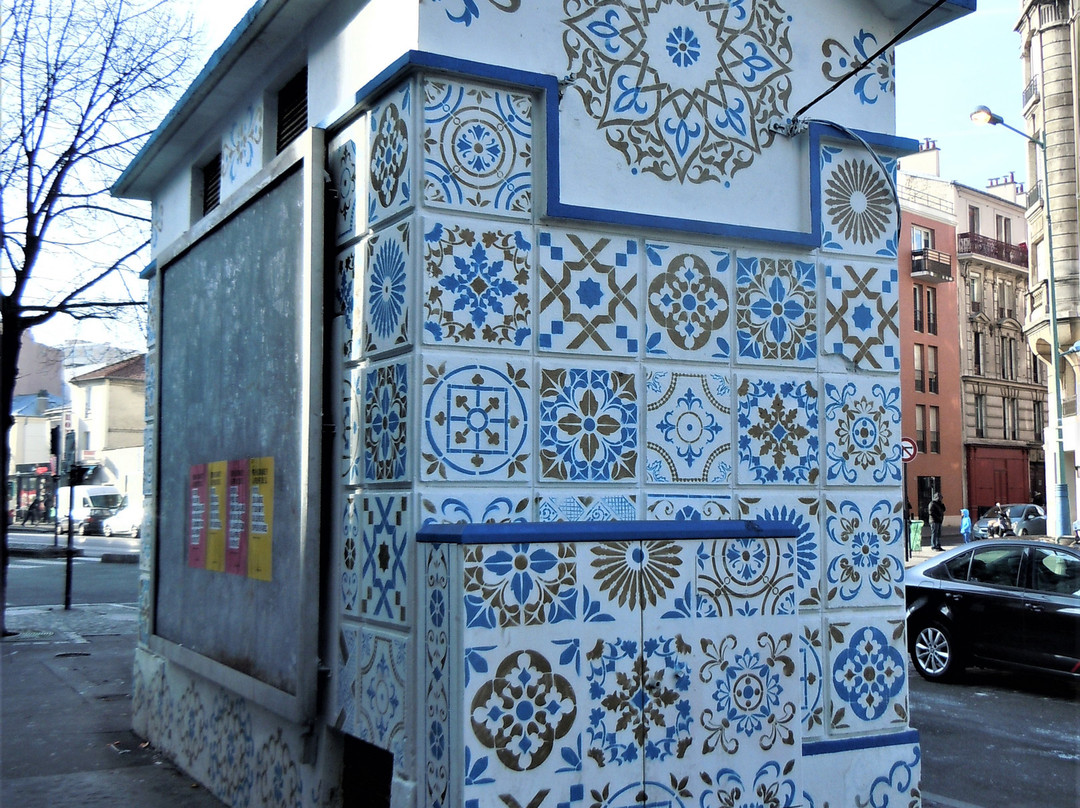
[971,105,1071,537]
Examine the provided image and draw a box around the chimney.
[36,389,48,415]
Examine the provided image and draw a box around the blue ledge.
[803,728,920,757]
[417,519,799,545]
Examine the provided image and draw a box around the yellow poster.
[247,457,273,581]
[205,460,227,572]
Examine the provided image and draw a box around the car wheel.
[911,621,961,681]
[104,524,113,537]
[77,522,87,536]
[131,526,140,538]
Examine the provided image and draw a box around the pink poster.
[225,459,249,575]
[188,464,207,569]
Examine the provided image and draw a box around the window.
[81,431,90,451]
[968,546,1024,587]
[928,405,940,453]
[201,152,222,216]
[914,344,925,392]
[974,332,984,375]
[915,404,927,453]
[975,394,987,438]
[913,285,924,332]
[997,280,1014,319]
[968,205,980,235]
[927,345,939,393]
[1001,337,1017,380]
[969,273,982,313]
[1032,548,1080,595]
[1031,353,1042,384]
[276,67,308,153]
[84,388,92,418]
[996,214,1012,245]
[912,225,935,250]
[926,286,938,335]
[1034,400,1045,436]
[1004,396,1019,440]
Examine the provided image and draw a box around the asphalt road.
[5,530,140,608]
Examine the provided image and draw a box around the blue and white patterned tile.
[336,622,359,735]
[220,102,263,196]
[735,254,818,363]
[821,29,894,107]
[823,260,900,371]
[146,281,158,349]
[646,492,733,522]
[424,543,450,808]
[803,740,921,808]
[421,359,530,481]
[342,368,361,484]
[537,231,640,355]
[143,427,155,496]
[693,759,800,808]
[330,137,359,244]
[337,247,358,362]
[693,534,795,619]
[577,537,692,622]
[827,617,907,735]
[423,78,532,217]
[539,366,638,482]
[824,377,902,485]
[645,370,732,484]
[422,217,531,348]
[799,618,825,741]
[644,241,731,359]
[736,375,819,486]
[464,541,578,629]
[342,495,360,615]
[363,360,409,483]
[536,492,638,522]
[820,143,898,258]
[145,361,156,420]
[356,627,408,761]
[364,222,411,357]
[368,81,412,226]
[360,493,410,624]
[824,494,904,609]
[738,495,822,609]
[419,489,531,525]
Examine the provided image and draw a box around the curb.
[8,545,85,559]
[101,552,139,564]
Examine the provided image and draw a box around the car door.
[1023,546,1080,673]
[950,545,1028,663]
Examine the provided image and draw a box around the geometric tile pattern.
[425,544,449,808]
[330,138,358,244]
[464,542,577,627]
[537,493,637,522]
[827,618,907,735]
[357,628,408,760]
[737,376,819,485]
[739,496,822,609]
[337,624,359,733]
[696,536,796,617]
[646,370,732,484]
[342,368,361,484]
[538,231,639,354]
[824,379,902,485]
[825,495,904,608]
[645,242,731,359]
[423,78,532,217]
[342,496,360,615]
[361,494,410,624]
[338,247,357,361]
[824,260,900,371]
[363,360,409,483]
[369,81,412,226]
[820,144,899,258]
[736,255,818,362]
[422,218,531,348]
[365,222,411,357]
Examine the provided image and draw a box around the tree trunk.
[1,304,27,636]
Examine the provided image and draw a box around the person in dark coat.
[928,492,946,550]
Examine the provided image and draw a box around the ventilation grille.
[202,154,221,215]
[276,68,308,154]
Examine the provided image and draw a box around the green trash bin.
[909,520,923,553]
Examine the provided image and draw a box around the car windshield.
[89,493,123,510]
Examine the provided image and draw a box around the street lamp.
[971,105,1071,537]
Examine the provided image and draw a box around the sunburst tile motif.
[357,629,408,759]
[824,379,901,485]
[538,231,640,355]
[828,618,907,734]
[824,260,900,371]
[364,222,411,357]
[736,254,817,363]
[646,370,732,484]
[825,495,903,608]
[361,494,409,624]
[738,496,821,609]
[562,0,792,183]
[820,144,898,257]
[423,218,531,348]
[368,81,412,226]
[422,360,530,480]
[423,78,532,216]
[363,361,409,483]
[645,241,731,359]
[737,376,819,485]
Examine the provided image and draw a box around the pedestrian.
[960,508,972,544]
[928,492,946,550]
[21,496,41,526]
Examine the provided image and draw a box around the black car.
[906,539,1080,681]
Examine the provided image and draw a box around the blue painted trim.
[417,519,798,545]
[803,729,920,757]
[139,259,158,281]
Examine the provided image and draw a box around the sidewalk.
[1,603,223,808]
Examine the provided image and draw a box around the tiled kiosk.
[117,1,973,807]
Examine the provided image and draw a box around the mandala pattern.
[538,231,639,354]
[337,248,357,360]
[645,242,731,358]
[369,82,411,225]
[425,544,450,808]
[825,497,903,607]
[646,371,732,484]
[422,361,529,479]
[361,494,409,623]
[822,30,894,105]
[423,219,531,347]
[423,78,532,215]
[365,222,410,356]
[821,145,898,257]
[824,261,900,371]
[737,377,819,485]
[537,493,637,522]
[739,498,821,608]
[331,138,357,242]
[465,542,577,627]
[824,380,901,485]
[736,255,817,362]
[830,622,906,730]
[420,490,530,524]
[563,0,792,182]
[364,361,408,482]
[697,536,795,618]
[589,540,683,611]
[470,650,576,771]
[254,729,302,808]
[698,760,798,808]
[342,496,360,614]
[539,367,638,481]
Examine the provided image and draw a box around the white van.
[56,485,123,534]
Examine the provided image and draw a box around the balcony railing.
[910,247,953,282]
[1022,75,1040,109]
[957,232,1028,268]
[1027,182,1042,209]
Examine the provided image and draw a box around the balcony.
[1022,75,1039,110]
[957,233,1029,268]
[1027,182,1041,210]
[910,247,953,283]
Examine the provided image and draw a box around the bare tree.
[1,0,197,633]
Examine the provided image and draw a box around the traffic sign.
[900,437,918,463]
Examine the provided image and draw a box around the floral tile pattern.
[738,496,822,608]
[822,30,893,106]
[342,496,360,615]
[646,493,732,522]
[330,138,358,243]
[424,543,450,808]
[824,260,900,371]
[536,493,637,522]
[799,619,824,739]
[824,379,901,485]
[361,494,410,624]
[464,542,577,628]
[539,367,638,482]
[827,618,907,735]
[825,495,904,608]
[422,218,531,348]
[695,536,795,618]
[736,376,819,485]
[337,247,357,361]
[356,628,408,760]
[422,360,530,480]
[735,255,817,363]
[645,242,731,359]
[538,232,640,354]
[423,78,532,216]
[342,369,361,484]
[364,222,411,357]
[368,81,412,226]
[363,361,408,483]
[221,103,263,194]
[420,490,531,525]
[820,144,898,257]
[646,370,732,484]
[336,624,359,733]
